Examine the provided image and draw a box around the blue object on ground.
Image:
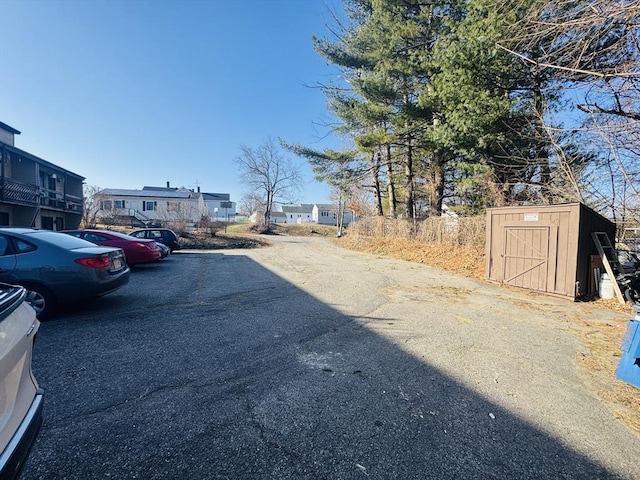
[615,308,640,389]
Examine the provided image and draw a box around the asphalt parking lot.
[24,236,640,479]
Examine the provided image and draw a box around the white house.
[203,193,236,222]
[312,204,354,226]
[249,203,354,226]
[95,183,206,227]
[281,204,314,223]
[249,210,286,223]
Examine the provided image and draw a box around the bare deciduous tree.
[235,137,302,227]
[154,201,204,234]
[81,184,102,228]
[496,0,640,221]
[238,192,265,218]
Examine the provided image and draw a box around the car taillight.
[75,256,111,268]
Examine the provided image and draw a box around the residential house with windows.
[249,203,355,226]
[95,183,236,228]
[96,183,206,227]
[0,121,84,230]
[248,210,287,224]
[203,193,236,222]
[313,204,354,226]
[281,204,314,224]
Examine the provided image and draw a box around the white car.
[0,283,43,479]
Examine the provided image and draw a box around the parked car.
[0,283,43,480]
[0,228,130,319]
[63,229,162,266]
[129,228,181,252]
[155,241,170,259]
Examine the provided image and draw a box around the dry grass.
[179,223,336,248]
[221,222,336,237]
[337,235,486,279]
[96,222,337,249]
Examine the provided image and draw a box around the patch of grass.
[226,222,338,237]
[172,222,339,249]
[336,235,485,279]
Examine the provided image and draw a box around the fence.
[348,216,486,248]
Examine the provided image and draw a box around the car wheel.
[23,284,57,320]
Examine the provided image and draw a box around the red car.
[62,229,162,266]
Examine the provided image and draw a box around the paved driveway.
[24,236,639,479]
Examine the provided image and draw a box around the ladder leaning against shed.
[591,232,626,304]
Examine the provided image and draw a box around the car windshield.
[27,231,102,249]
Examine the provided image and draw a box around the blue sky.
[0,0,346,205]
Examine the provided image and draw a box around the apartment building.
[0,121,84,230]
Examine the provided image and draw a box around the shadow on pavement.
[26,251,632,479]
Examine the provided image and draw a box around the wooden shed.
[485,203,615,300]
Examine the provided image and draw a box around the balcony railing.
[1,178,39,204]
[1,178,83,214]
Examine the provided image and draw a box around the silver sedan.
[0,228,130,319]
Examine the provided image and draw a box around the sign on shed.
[485,203,615,300]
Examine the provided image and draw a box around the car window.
[85,233,108,242]
[28,230,99,249]
[0,236,8,256]
[149,231,162,239]
[130,231,144,238]
[14,239,36,254]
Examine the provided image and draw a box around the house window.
[100,200,113,210]
[144,201,156,211]
[114,200,125,208]
[321,211,329,217]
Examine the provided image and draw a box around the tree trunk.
[264,190,273,227]
[427,152,445,217]
[372,151,384,216]
[404,135,415,219]
[385,143,397,218]
[336,190,345,237]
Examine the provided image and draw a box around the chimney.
[166,181,170,188]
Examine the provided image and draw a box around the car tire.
[23,284,57,320]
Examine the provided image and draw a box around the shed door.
[503,226,558,293]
